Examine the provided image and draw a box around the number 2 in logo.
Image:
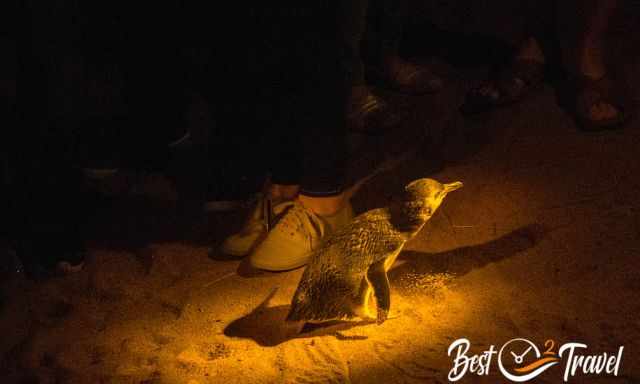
[544,339,557,356]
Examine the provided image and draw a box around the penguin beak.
[443,181,463,193]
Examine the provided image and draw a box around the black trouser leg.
[282,3,347,196]
[340,0,369,86]
[15,3,87,276]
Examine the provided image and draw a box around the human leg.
[338,0,399,134]
[556,0,629,130]
[367,0,443,95]
[247,3,354,271]
[14,4,87,277]
[460,1,551,115]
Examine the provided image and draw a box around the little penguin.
[286,178,463,325]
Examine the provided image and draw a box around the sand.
[2,104,640,382]
[2,9,640,382]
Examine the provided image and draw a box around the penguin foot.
[285,320,306,336]
[352,304,375,321]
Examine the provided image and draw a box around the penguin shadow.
[224,288,373,347]
[390,223,548,281]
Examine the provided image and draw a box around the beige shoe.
[221,195,290,257]
[249,200,354,271]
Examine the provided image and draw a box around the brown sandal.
[461,59,546,115]
[369,61,444,95]
[386,62,444,94]
[346,87,403,135]
[559,74,631,132]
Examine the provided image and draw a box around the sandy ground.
[2,7,640,384]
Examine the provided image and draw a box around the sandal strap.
[465,59,545,111]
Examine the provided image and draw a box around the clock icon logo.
[498,338,560,382]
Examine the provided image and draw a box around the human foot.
[380,55,443,95]
[221,184,300,257]
[248,195,354,271]
[347,86,400,135]
[560,73,629,132]
[570,42,625,126]
[461,38,546,115]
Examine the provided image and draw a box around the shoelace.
[262,198,295,232]
[269,201,326,250]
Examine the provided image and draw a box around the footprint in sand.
[279,337,351,384]
[198,341,231,361]
[372,339,440,382]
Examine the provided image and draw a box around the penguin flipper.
[366,259,390,324]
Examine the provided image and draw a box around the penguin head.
[403,178,463,221]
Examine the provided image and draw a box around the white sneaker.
[249,200,354,271]
[221,195,290,256]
